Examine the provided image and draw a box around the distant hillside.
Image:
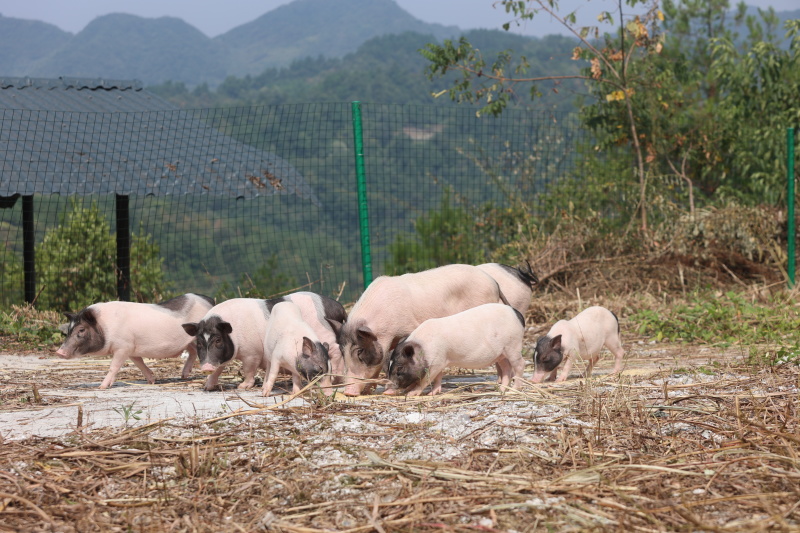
[0,1,795,88]
[0,16,71,75]
[150,30,582,112]
[26,14,231,86]
[0,0,459,87]
[215,0,458,76]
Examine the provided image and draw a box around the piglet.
[56,293,215,389]
[266,291,345,383]
[385,303,526,396]
[262,301,330,396]
[532,306,624,383]
[181,298,270,391]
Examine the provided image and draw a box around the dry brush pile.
[1,360,798,532]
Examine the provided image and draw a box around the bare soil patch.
[1,337,797,532]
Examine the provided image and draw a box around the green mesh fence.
[0,103,583,309]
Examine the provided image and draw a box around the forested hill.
[0,0,458,87]
[149,30,583,112]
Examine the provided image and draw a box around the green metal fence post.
[789,127,796,288]
[352,101,373,288]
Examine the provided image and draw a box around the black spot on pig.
[158,293,214,313]
[296,337,329,381]
[183,316,235,367]
[387,340,427,391]
[533,334,563,373]
[511,308,525,326]
[61,307,105,356]
[495,261,539,289]
[320,295,346,325]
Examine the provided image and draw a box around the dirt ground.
[2,334,797,532]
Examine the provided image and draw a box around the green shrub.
[35,200,167,311]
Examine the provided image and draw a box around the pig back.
[207,298,271,359]
[410,303,524,361]
[92,301,200,354]
[352,264,502,334]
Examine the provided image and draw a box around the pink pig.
[265,291,345,383]
[385,303,526,396]
[261,301,330,396]
[532,306,624,383]
[56,293,214,389]
[181,298,271,391]
[338,264,507,396]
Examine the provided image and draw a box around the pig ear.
[218,321,233,335]
[182,323,199,336]
[302,336,315,353]
[356,326,377,343]
[326,318,343,335]
[63,312,77,322]
[58,323,70,335]
[82,309,97,326]
[551,334,562,351]
[389,335,406,353]
[402,344,415,358]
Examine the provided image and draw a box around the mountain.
[0,15,71,76]
[0,0,459,87]
[25,14,231,86]
[215,0,458,76]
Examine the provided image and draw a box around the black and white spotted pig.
[56,293,214,389]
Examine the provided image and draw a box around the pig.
[261,301,330,396]
[476,261,538,317]
[56,293,215,389]
[265,291,346,383]
[181,298,271,391]
[385,303,526,396]
[532,306,624,383]
[338,263,508,396]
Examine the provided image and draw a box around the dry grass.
[0,356,797,532]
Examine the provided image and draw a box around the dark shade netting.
[0,103,583,309]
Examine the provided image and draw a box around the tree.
[385,189,486,274]
[35,200,167,311]
[421,0,667,232]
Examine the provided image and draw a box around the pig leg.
[555,353,575,383]
[130,356,156,384]
[100,352,133,389]
[607,338,625,375]
[495,358,512,387]
[261,360,281,397]
[181,344,197,379]
[506,352,526,389]
[290,370,303,395]
[237,357,262,390]
[203,366,225,391]
[428,373,444,396]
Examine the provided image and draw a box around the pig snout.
[343,380,365,397]
[55,346,70,359]
[200,362,218,373]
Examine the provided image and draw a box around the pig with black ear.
[265,291,345,383]
[56,293,214,389]
[261,301,330,396]
[338,264,508,396]
[476,261,538,317]
[386,303,527,396]
[532,306,624,383]
[181,298,271,391]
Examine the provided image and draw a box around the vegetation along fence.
[0,102,583,310]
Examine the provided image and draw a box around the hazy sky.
[0,0,794,38]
